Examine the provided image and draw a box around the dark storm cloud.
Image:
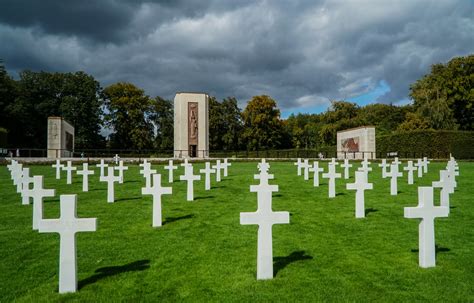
[1,0,473,112]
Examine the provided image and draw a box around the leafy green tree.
[397,112,431,131]
[410,54,474,130]
[150,96,173,150]
[357,103,409,134]
[209,96,224,150]
[103,82,154,150]
[0,60,17,144]
[209,96,243,151]
[241,95,283,150]
[6,70,104,148]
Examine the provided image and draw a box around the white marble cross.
[240,165,289,280]
[422,157,430,173]
[113,154,120,165]
[340,159,352,179]
[330,158,338,166]
[39,195,97,293]
[200,162,216,190]
[52,159,64,180]
[21,167,34,205]
[23,175,55,230]
[100,167,120,203]
[77,163,94,192]
[180,165,201,201]
[222,158,232,177]
[96,159,108,178]
[387,163,402,195]
[164,160,178,183]
[404,186,449,268]
[139,159,148,169]
[378,159,389,178]
[15,165,24,193]
[141,174,172,227]
[346,171,373,218]
[322,163,341,198]
[301,159,311,180]
[414,159,423,178]
[212,160,223,182]
[62,161,77,185]
[294,158,302,176]
[180,158,192,169]
[404,160,417,185]
[114,160,128,184]
[11,163,22,186]
[358,159,372,178]
[432,170,451,208]
[309,161,324,187]
[139,162,157,189]
[393,157,401,166]
[446,161,458,193]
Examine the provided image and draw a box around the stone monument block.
[174,92,209,158]
[47,117,75,158]
[337,126,376,160]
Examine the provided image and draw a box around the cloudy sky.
[1,0,473,117]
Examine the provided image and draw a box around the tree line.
[0,54,472,151]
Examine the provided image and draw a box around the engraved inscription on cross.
[39,195,97,293]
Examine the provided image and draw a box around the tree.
[397,112,431,131]
[103,82,154,150]
[209,96,243,151]
[241,95,283,150]
[410,54,474,130]
[150,96,173,150]
[0,60,17,144]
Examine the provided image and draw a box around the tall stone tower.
[173,92,209,158]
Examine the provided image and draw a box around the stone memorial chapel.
[173,92,209,158]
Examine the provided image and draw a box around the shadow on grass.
[411,245,451,256]
[365,208,378,216]
[79,260,150,290]
[124,180,140,184]
[274,251,313,276]
[274,194,283,198]
[115,197,142,202]
[88,188,106,192]
[213,185,226,189]
[164,214,195,225]
[194,196,214,201]
[336,192,346,196]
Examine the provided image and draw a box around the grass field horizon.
[0,161,473,302]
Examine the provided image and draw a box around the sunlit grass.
[0,160,473,302]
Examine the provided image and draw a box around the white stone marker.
[432,170,451,208]
[393,157,401,166]
[180,158,192,169]
[52,160,64,180]
[21,168,34,205]
[114,160,128,184]
[139,162,157,189]
[15,165,24,193]
[100,167,120,203]
[387,163,403,195]
[240,164,289,280]
[294,158,302,176]
[404,160,417,185]
[322,163,341,198]
[357,159,372,179]
[212,160,223,182]
[404,187,449,268]
[200,162,216,190]
[330,158,338,166]
[422,157,430,174]
[378,159,389,178]
[180,165,201,201]
[77,163,94,192]
[446,162,458,194]
[164,160,178,183]
[96,159,108,178]
[139,159,148,169]
[113,154,120,165]
[39,194,97,293]
[301,159,311,181]
[141,174,172,227]
[62,161,77,185]
[309,161,324,187]
[23,175,55,230]
[346,171,373,218]
[340,159,352,180]
[414,159,423,178]
[222,158,232,177]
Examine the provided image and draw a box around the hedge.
[377,130,474,159]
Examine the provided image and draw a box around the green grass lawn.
[0,161,473,302]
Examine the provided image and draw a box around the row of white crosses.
[7,160,96,293]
